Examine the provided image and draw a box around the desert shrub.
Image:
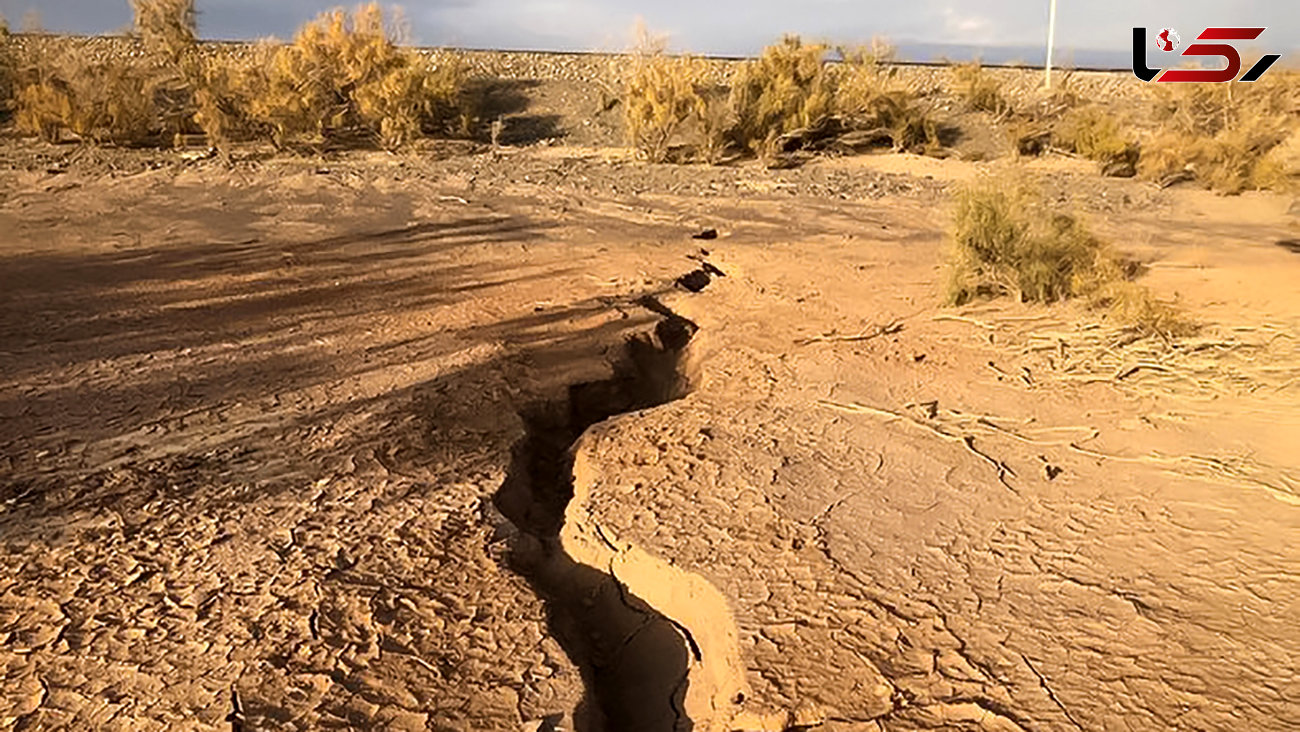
[945,181,1102,304]
[11,2,470,151]
[951,62,1010,117]
[623,46,707,162]
[1053,105,1136,164]
[132,0,197,67]
[11,1,196,145]
[224,4,467,150]
[834,45,939,153]
[694,87,735,164]
[1007,117,1052,156]
[620,32,939,163]
[945,178,1191,337]
[1,16,12,118]
[1139,75,1298,193]
[189,43,278,147]
[1087,277,1194,338]
[730,36,835,152]
[14,42,164,144]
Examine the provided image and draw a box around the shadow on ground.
[0,202,697,730]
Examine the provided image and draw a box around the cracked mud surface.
[1,144,1299,731]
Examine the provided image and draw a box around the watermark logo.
[1155,28,1180,52]
[1132,26,1281,82]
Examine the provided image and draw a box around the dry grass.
[1139,75,1299,193]
[729,36,836,153]
[951,62,1010,117]
[945,178,1192,338]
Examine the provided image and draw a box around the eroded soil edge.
[493,294,746,731]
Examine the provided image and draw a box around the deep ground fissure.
[494,297,701,732]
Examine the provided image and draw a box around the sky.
[3,0,1297,65]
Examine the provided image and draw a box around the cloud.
[941,7,995,44]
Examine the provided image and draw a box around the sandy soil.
[0,140,1297,732]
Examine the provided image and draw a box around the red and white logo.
[1133,27,1281,83]
[1155,28,1180,52]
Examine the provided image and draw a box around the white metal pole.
[1045,0,1058,89]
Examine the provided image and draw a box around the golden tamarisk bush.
[0,15,12,119]
[833,44,939,153]
[951,61,1011,117]
[621,33,939,163]
[235,4,467,150]
[945,181,1100,305]
[15,41,163,144]
[14,0,199,145]
[729,36,836,154]
[944,178,1191,338]
[1139,74,1298,193]
[623,48,709,162]
[1051,105,1139,174]
[11,1,470,151]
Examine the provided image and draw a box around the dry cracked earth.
[1,142,1298,732]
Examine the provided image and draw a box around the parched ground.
[0,138,1298,732]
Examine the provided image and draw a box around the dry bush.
[1005,73,1083,156]
[1087,278,1194,338]
[945,181,1102,305]
[620,32,937,163]
[211,4,467,150]
[694,87,736,164]
[132,0,197,67]
[834,45,939,153]
[14,42,164,144]
[1139,75,1298,193]
[1053,105,1136,165]
[1,16,12,119]
[944,178,1191,338]
[730,36,835,152]
[11,1,470,151]
[622,40,707,162]
[951,61,1010,117]
[12,1,195,146]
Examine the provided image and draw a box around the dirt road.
[1,145,1297,730]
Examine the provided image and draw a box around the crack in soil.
[493,296,721,731]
